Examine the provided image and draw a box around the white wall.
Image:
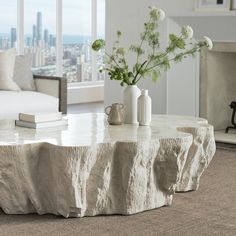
[153,0,194,13]
[166,19,199,116]
[105,0,197,115]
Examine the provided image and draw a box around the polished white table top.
[0,113,210,147]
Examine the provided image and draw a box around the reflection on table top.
[0,113,209,147]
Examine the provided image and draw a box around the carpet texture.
[0,148,235,236]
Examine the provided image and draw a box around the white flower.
[149,6,165,21]
[181,25,193,39]
[203,36,213,50]
[157,8,165,21]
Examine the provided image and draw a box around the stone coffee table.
[0,114,216,218]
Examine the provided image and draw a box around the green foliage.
[168,34,185,52]
[91,39,105,51]
[151,70,160,82]
[117,30,122,37]
[129,45,144,55]
[91,7,207,86]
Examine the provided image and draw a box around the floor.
[0,148,235,236]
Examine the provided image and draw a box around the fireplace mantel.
[168,11,236,41]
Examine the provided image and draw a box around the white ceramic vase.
[138,89,152,126]
[123,85,141,124]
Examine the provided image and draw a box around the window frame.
[16,0,102,86]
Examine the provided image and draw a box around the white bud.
[149,6,165,21]
[181,25,194,39]
[203,36,213,50]
[157,8,165,21]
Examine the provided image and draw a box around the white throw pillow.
[0,48,21,91]
[13,54,36,91]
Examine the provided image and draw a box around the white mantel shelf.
[170,11,236,18]
[168,11,236,42]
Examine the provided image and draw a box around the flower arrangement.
[92,6,213,87]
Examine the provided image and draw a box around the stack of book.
[15,112,68,129]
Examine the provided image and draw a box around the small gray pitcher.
[105,103,124,125]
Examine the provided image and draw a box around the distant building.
[49,34,56,47]
[76,55,85,82]
[10,28,16,48]
[32,24,37,46]
[0,37,9,50]
[53,36,56,47]
[0,37,3,49]
[26,37,31,47]
[63,50,72,59]
[82,43,91,62]
[36,12,42,42]
[44,29,49,46]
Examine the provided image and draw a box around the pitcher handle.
[105,106,112,115]
[119,104,124,109]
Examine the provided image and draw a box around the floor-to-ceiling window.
[0,0,17,51]
[97,0,105,81]
[24,0,56,76]
[63,0,92,83]
[0,0,105,85]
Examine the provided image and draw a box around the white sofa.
[0,75,67,120]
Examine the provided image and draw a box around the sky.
[0,0,105,36]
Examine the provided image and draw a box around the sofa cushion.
[0,91,59,120]
[0,49,21,91]
[13,54,36,91]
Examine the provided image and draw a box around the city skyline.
[0,5,105,84]
[0,9,104,49]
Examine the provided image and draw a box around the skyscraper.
[36,12,42,42]
[44,29,49,45]
[10,28,16,48]
[76,55,85,82]
[49,34,56,47]
[32,24,37,45]
[49,34,54,47]
[53,36,56,47]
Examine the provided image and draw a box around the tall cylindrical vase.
[123,85,141,124]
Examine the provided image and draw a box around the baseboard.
[216,142,236,151]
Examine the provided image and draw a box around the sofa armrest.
[33,75,67,114]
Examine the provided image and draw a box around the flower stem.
[105,52,122,69]
[146,45,202,72]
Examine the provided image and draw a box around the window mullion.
[56,0,63,76]
[17,0,24,55]
[91,0,97,82]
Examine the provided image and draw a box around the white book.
[19,112,62,123]
[16,119,68,129]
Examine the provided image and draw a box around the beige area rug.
[0,148,235,236]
